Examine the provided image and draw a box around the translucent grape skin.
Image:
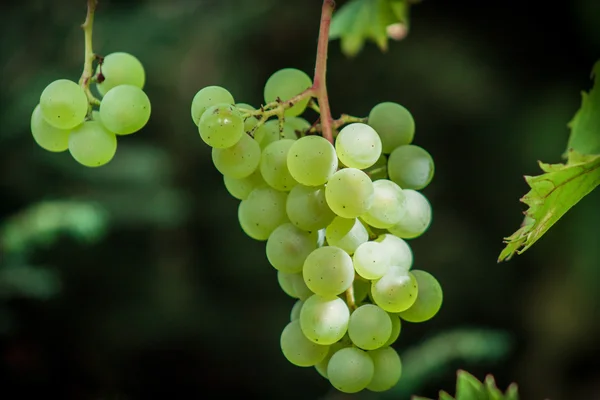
[278,271,315,301]
[30,104,71,152]
[191,86,235,125]
[360,179,406,229]
[335,123,382,169]
[266,223,317,273]
[368,102,415,153]
[286,185,336,232]
[199,104,244,149]
[285,117,311,137]
[367,347,402,392]
[254,120,297,149]
[387,145,435,190]
[68,121,117,167]
[290,300,303,321]
[348,304,392,350]
[287,136,338,186]
[280,320,329,367]
[398,270,443,323]
[325,168,375,219]
[223,170,265,200]
[260,139,298,191]
[315,341,347,378]
[99,84,151,135]
[212,134,261,179]
[264,68,312,117]
[353,241,390,280]
[300,294,350,345]
[235,103,259,133]
[95,52,145,96]
[375,234,414,272]
[39,79,88,130]
[327,347,375,393]
[388,189,433,239]
[302,246,354,297]
[238,186,288,241]
[384,314,402,346]
[371,267,418,313]
[325,217,368,255]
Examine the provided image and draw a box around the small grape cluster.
[191,68,443,394]
[30,52,151,167]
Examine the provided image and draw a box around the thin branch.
[78,0,101,111]
[345,284,357,311]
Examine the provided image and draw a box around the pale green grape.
[285,116,311,137]
[39,79,87,129]
[99,84,151,135]
[303,246,354,297]
[264,68,312,117]
[290,300,303,321]
[375,234,413,272]
[327,347,374,393]
[287,136,338,186]
[260,139,298,191]
[286,185,335,232]
[199,103,244,148]
[315,341,347,378]
[398,270,443,323]
[325,217,368,255]
[238,186,288,240]
[348,304,392,350]
[278,271,298,298]
[371,267,418,313]
[353,241,390,280]
[191,86,234,125]
[254,120,296,149]
[353,278,371,304]
[223,170,265,200]
[300,294,350,345]
[361,179,406,229]
[68,121,117,167]
[335,123,382,169]
[292,273,314,301]
[212,134,261,179]
[388,145,434,190]
[95,52,145,96]
[266,223,317,273]
[384,314,402,346]
[388,189,432,239]
[30,104,71,152]
[365,154,388,181]
[367,347,402,392]
[235,103,259,133]
[280,320,329,367]
[325,168,374,218]
[368,102,415,153]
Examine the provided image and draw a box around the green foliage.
[329,0,414,57]
[499,62,600,261]
[413,370,519,400]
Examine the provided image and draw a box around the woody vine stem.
[78,0,102,114]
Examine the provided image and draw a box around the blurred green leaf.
[412,371,520,400]
[566,61,600,155]
[0,265,61,300]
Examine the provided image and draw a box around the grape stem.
[345,283,357,311]
[78,0,101,112]
[308,114,368,135]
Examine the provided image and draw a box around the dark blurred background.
[1,0,599,399]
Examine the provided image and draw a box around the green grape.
[384,314,402,346]
[254,119,297,149]
[353,278,371,304]
[371,267,418,313]
[325,168,374,218]
[287,136,338,186]
[68,121,117,167]
[388,189,432,239]
[235,103,259,133]
[365,153,388,181]
[348,304,392,350]
[398,270,443,323]
[388,145,434,190]
[99,84,151,135]
[285,116,311,137]
[335,123,382,169]
[367,347,402,392]
[315,341,347,378]
[39,79,88,129]
[290,300,303,321]
[280,320,329,367]
[95,52,145,97]
[223,170,265,200]
[300,294,350,345]
[375,234,413,272]
[264,68,312,117]
[361,179,406,229]
[353,241,390,280]
[327,347,374,393]
[303,246,354,297]
[191,86,235,125]
[266,223,317,273]
[30,104,71,152]
[368,102,415,153]
[325,217,368,255]
[286,185,335,232]
[238,186,288,240]
[292,273,314,301]
[212,134,261,179]
[260,139,298,191]
[278,271,298,298]
[199,103,244,148]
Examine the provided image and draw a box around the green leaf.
[566,61,600,155]
[456,370,486,400]
[330,0,412,57]
[498,151,600,261]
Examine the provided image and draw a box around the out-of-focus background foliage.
[1,0,599,399]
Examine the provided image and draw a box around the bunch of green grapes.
[30,52,151,167]
[191,68,442,394]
